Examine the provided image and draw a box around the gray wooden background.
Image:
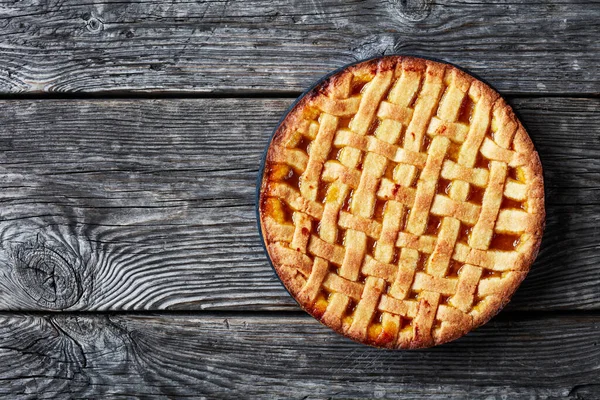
[0,1,598,399]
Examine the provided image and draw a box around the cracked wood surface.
[0,0,598,94]
[1,0,599,398]
[0,98,596,312]
[0,312,599,399]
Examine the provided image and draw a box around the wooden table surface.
[0,1,598,399]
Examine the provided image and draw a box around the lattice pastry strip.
[259,56,544,348]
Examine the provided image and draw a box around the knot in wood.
[392,0,432,22]
[13,242,82,310]
[85,16,104,33]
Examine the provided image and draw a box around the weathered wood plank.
[0,1,598,94]
[0,98,597,311]
[0,312,598,399]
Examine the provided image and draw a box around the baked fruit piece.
[258,56,544,349]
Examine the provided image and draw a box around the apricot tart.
[257,56,544,348]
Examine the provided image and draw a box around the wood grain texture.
[0,312,598,399]
[0,97,597,311]
[0,1,597,397]
[0,1,598,95]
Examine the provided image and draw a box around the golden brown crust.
[258,56,545,349]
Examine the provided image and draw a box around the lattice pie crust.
[258,56,544,348]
